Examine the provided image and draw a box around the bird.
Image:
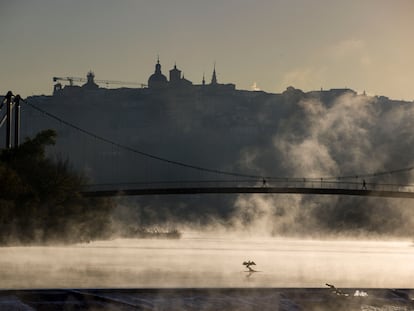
[325,283,348,296]
[243,260,256,272]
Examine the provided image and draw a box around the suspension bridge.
[2,92,414,199]
[82,179,414,198]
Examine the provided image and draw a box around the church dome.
[148,60,168,88]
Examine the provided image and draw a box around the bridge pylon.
[1,91,21,149]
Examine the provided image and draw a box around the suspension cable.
[22,98,414,182]
[23,99,263,180]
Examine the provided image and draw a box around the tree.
[0,130,113,244]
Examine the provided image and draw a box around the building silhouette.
[51,57,236,95]
[148,58,168,89]
[147,58,235,92]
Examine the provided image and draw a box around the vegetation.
[0,130,113,245]
[116,224,181,239]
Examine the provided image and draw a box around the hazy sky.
[1,0,413,99]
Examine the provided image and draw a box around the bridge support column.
[5,91,13,149]
[14,95,21,147]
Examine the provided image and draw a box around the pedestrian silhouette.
[262,178,267,187]
[362,179,367,190]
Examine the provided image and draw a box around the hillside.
[21,86,414,236]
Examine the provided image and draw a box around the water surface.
[1,233,413,289]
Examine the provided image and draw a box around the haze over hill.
[16,67,414,238]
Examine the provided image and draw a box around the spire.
[211,62,217,85]
[155,56,161,74]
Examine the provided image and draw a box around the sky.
[1,0,414,100]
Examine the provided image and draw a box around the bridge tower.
[1,91,21,149]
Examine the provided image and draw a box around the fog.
[230,92,414,237]
[24,88,414,237]
[1,232,413,289]
[9,87,414,290]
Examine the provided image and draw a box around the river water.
[1,232,414,289]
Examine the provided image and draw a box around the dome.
[148,60,168,88]
[148,72,168,84]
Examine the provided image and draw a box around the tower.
[169,63,182,84]
[83,71,99,89]
[87,71,95,84]
[211,63,217,85]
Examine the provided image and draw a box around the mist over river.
[1,232,414,289]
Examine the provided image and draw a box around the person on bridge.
[262,178,267,187]
[362,179,367,190]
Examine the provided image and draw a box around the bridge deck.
[82,187,414,198]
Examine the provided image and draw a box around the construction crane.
[52,73,147,88]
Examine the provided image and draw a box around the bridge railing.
[83,179,414,193]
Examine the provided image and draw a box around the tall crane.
[52,72,147,89]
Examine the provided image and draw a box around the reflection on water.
[1,232,414,289]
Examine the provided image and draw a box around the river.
[1,232,414,289]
